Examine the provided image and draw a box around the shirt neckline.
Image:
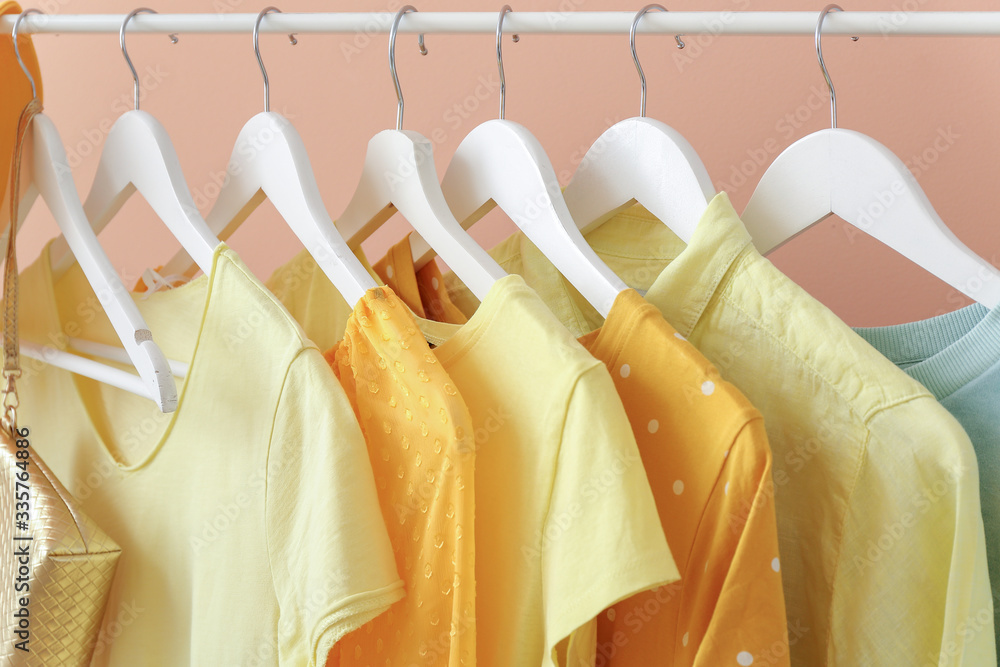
[409,273,530,366]
[853,303,1000,400]
[33,240,225,471]
[578,288,647,370]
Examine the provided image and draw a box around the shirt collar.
[604,192,753,337]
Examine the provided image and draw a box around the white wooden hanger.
[335,6,504,302]
[563,4,715,239]
[9,10,182,412]
[160,7,376,306]
[47,8,218,280]
[434,6,626,317]
[743,4,1000,309]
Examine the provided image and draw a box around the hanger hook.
[390,6,428,131]
[630,5,685,118]
[254,7,297,114]
[12,9,42,101]
[816,4,859,129]
[496,6,520,121]
[121,9,177,112]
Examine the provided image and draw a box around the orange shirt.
[579,289,788,666]
[397,258,789,665]
[326,286,476,667]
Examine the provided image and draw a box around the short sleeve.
[265,348,404,666]
[689,416,789,665]
[542,364,679,667]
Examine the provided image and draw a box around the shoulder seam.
[220,250,322,351]
[261,346,320,607]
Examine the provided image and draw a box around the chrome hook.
[253,7,297,113]
[390,6,428,131]
[497,6,520,121]
[630,5,685,118]
[816,4,859,129]
[11,9,42,100]
[121,9,178,112]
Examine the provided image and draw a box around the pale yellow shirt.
[268,263,678,666]
[441,194,996,667]
[16,243,404,666]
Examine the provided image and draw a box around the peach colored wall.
[15,0,1000,327]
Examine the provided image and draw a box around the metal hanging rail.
[5,11,1000,37]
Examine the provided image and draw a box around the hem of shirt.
[311,578,406,665]
[546,547,680,667]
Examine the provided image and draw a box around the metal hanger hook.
[253,7,298,114]
[496,6,520,121]
[816,4,859,129]
[390,6,428,131]
[630,5,685,118]
[121,8,178,112]
[12,9,43,100]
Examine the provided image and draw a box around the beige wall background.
[14,0,1000,327]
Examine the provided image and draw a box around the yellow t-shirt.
[17,243,404,666]
[265,248,357,352]
[1,1,43,230]
[324,286,476,666]
[440,194,995,667]
[387,250,789,666]
[268,262,678,666]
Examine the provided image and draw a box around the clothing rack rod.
[6,11,1000,37]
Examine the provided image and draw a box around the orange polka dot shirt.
[404,269,790,666]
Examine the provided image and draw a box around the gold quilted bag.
[0,57,122,665]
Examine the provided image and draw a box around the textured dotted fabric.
[325,286,476,667]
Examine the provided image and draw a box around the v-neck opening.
[36,241,225,471]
